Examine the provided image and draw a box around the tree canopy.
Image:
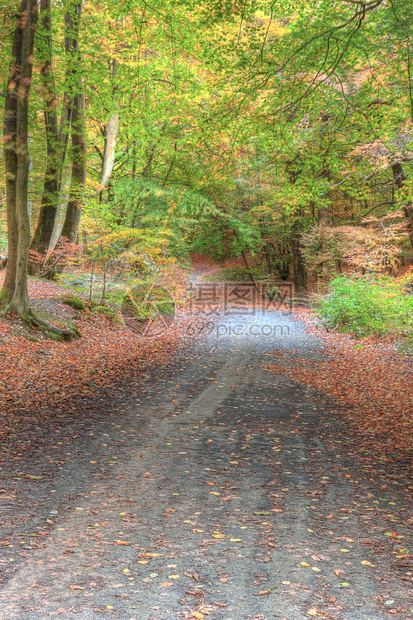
[1,0,413,328]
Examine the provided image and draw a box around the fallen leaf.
[253,585,277,596]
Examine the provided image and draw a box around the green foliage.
[111,179,217,256]
[122,282,175,320]
[90,302,121,323]
[3,0,413,305]
[61,295,87,311]
[319,276,413,337]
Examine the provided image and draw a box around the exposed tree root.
[27,312,79,341]
[1,304,79,341]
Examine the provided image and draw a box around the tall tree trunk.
[96,16,122,196]
[292,233,307,292]
[60,85,86,242]
[392,161,413,247]
[29,0,82,268]
[96,57,120,194]
[59,1,86,244]
[7,0,38,315]
[0,1,75,340]
[286,161,307,292]
[1,1,24,305]
[29,0,60,266]
[403,205,413,247]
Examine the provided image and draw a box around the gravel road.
[0,310,412,619]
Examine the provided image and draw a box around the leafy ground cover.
[0,274,187,460]
[265,307,413,462]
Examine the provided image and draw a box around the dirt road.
[0,311,412,619]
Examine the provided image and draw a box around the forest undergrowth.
[0,274,187,461]
[266,307,413,463]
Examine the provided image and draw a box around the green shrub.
[61,295,87,312]
[319,275,413,337]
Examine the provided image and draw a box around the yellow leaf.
[361,560,375,566]
[168,574,180,579]
[137,560,149,564]
[301,562,310,567]
[230,538,242,542]
[339,549,350,553]
[122,569,130,573]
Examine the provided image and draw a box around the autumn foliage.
[265,309,413,461]
[0,275,185,460]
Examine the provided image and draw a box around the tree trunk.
[98,103,119,190]
[29,0,82,267]
[60,85,86,243]
[96,57,120,194]
[292,233,307,292]
[403,205,413,247]
[29,0,60,267]
[1,0,76,339]
[286,161,307,292]
[59,1,86,244]
[96,17,122,196]
[392,162,413,246]
[8,0,38,315]
[1,1,24,305]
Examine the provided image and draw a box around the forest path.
[0,310,412,619]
